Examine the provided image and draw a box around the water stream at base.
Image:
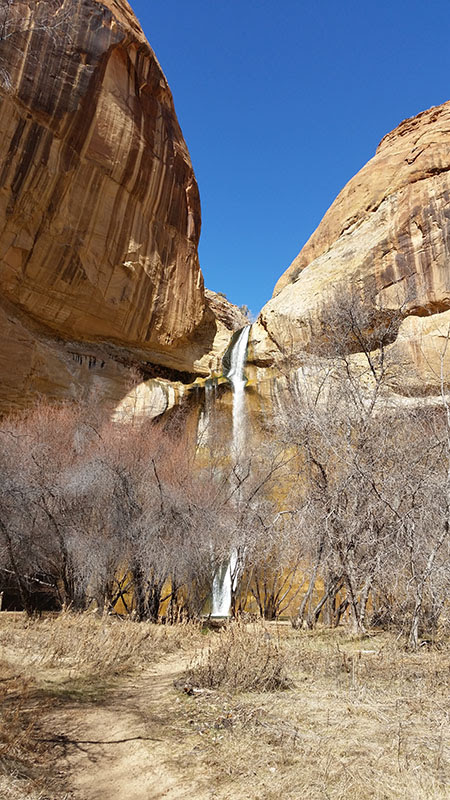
[211,325,251,617]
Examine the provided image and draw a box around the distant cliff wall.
[250,101,450,398]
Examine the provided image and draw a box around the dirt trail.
[46,654,207,800]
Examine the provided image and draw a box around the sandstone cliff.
[250,101,450,396]
[0,0,233,412]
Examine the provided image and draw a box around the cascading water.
[227,325,251,457]
[210,549,238,618]
[211,324,251,617]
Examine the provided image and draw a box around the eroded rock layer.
[0,0,231,411]
[250,101,450,393]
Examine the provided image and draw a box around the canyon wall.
[2,1,448,418]
[250,101,450,399]
[0,0,238,413]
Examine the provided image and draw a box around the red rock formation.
[0,0,221,410]
[273,102,450,305]
[204,290,248,333]
[251,101,450,392]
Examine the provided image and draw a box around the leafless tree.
[0,290,447,643]
[276,291,449,642]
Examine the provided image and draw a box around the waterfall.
[211,550,238,618]
[227,325,251,456]
[211,325,251,617]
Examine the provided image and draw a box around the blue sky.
[132,1,450,316]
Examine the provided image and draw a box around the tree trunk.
[0,520,33,615]
[132,562,149,621]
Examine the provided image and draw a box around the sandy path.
[46,654,207,800]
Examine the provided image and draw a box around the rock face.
[250,101,450,393]
[204,290,248,333]
[0,0,231,411]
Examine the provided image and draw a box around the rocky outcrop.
[0,0,234,412]
[114,290,249,421]
[204,290,248,334]
[250,101,450,393]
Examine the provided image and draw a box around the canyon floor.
[0,613,449,800]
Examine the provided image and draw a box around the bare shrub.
[183,621,292,692]
[184,628,450,800]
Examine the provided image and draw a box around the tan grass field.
[0,613,448,800]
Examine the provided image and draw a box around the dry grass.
[0,662,65,800]
[0,614,448,800]
[184,620,292,692]
[174,624,450,800]
[0,610,203,678]
[0,611,204,799]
